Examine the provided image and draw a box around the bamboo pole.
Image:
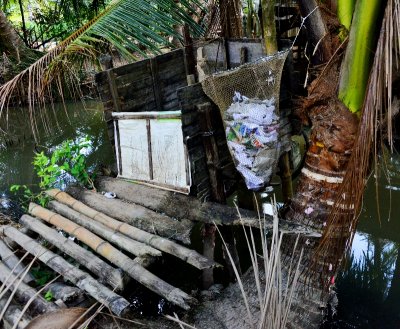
[0,261,58,315]
[46,201,161,258]
[0,293,31,329]
[1,225,130,316]
[48,196,218,270]
[28,204,196,310]
[45,282,83,304]
[0,239,34,284]
[19,215,125,290]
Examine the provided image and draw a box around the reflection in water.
[334,153,400,328]
[0,101,114,214]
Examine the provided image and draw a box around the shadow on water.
[326,152,400,329]
[0,101,114,217]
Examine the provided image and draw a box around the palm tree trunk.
[287,0,384,226]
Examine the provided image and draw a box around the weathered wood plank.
[65,186,193,244]
[95,177,322,237]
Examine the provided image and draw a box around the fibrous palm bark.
[285,0,387,287]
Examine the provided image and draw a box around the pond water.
[0,101,400,327]
[0,101,114,212]
[332,154,400,328]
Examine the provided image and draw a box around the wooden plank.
[117,119,151,181]
[156,49,184,64]
[106,70,122,113]
[150,57,163,111]
[120,98,157,113]
[150,119,189,189]
[114,66,152,87]
[115,77,154,96]
[112,111,181,120]
[111,58,151,76]
[197,103,225,203]
[114,120,122,175]
[146,119,153,181]
[65,186,194,244]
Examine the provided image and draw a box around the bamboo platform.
[0,177,323,327]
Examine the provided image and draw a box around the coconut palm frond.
[0,0,205,139]
[313,0,400,286]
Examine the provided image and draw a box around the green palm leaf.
[0,0,205,139]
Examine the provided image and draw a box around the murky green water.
[0,102,399,327]
[0,101,114,211]
[333,155,400,328]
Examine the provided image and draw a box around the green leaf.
[44,290,54,301]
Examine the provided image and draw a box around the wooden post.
[197,103,225,203]
[240,47,248,65]
[183,23,196,81]
[197,102,241,284]
[222,38,230,70]
[279,153,293,202]
[197,102,225,288]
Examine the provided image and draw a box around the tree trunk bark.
[0,10,26,62]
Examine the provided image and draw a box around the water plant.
[10,136,95,207]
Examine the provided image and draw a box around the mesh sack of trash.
[201,51,289,190]
[224,93,280,190]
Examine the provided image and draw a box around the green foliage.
[3,0,109,49]
[10,136,95,207]
[31,265,55,286]
[44,289,54,301]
